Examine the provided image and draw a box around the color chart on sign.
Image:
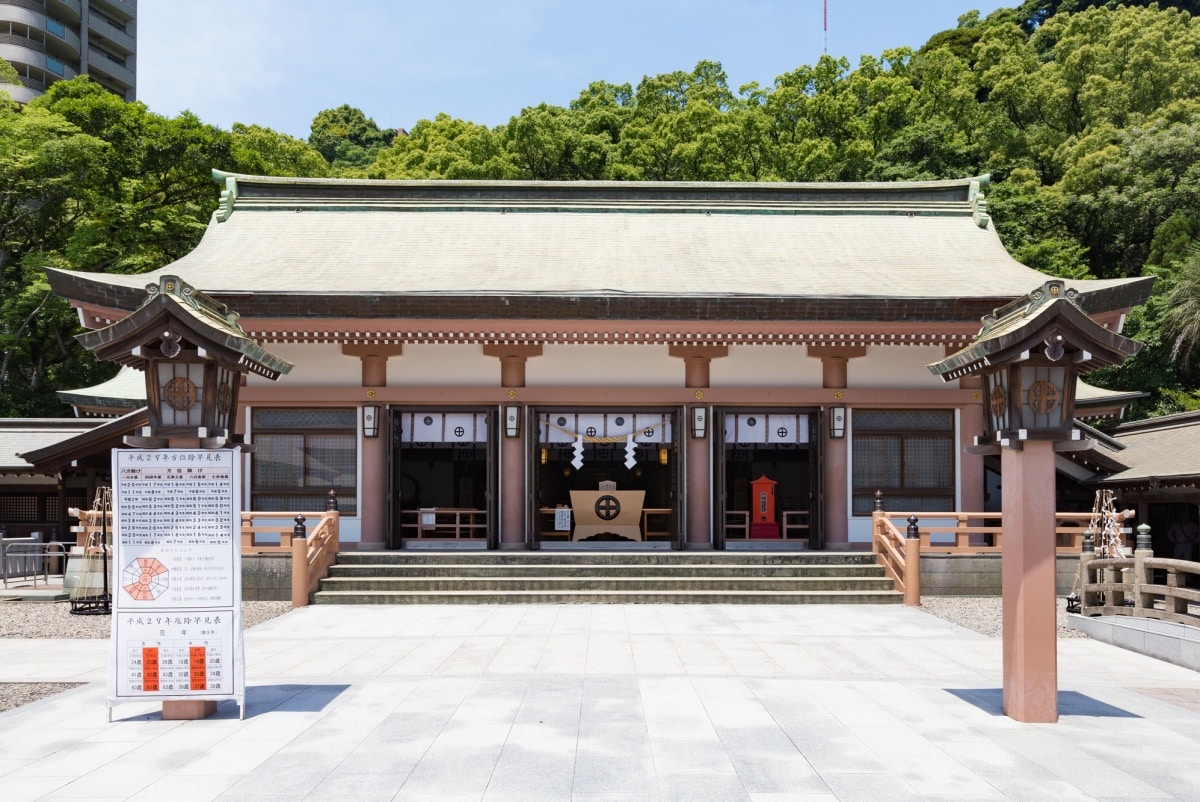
[113,614,235,697]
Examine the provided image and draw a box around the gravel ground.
[0,600,291,713]
[920,595,1088,639]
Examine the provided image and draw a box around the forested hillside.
[3,2,1200,418]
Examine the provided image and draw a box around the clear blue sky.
[138,0,1013,139]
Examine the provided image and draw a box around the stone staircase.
[312,551,902,604]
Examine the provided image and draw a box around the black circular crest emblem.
[595,495,621,521]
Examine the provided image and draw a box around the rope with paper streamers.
[543,419,668,470]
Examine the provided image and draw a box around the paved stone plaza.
[1,604,1199,801]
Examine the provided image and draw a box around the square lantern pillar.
[930,280,1142,724]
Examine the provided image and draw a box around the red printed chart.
[126,642,221,693]
[122,557,169,601]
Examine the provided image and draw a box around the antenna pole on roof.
[824,0,828,54]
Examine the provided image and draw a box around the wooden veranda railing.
[241,509,340,607]
[871,506,1136,606]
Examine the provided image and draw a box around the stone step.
[311,589,903,605]
[316,550,899,605]
[336,551,877,566]
[326,563,887,579]
[316,576,897,593]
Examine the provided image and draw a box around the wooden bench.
[400,508,488,539]
[782,510,809,540]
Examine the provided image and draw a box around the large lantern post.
[78,276,291,721]
[930,280,1141,723]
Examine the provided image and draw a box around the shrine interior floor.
[2,603,1200,801]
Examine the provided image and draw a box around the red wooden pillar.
[1001,440,1059,723]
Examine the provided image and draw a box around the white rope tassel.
[623,433,637,469]
[571,435,585,470]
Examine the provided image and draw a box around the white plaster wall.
[247,344,361,386]
[848,345,955,389]
[526,345,676,387]
[389,345,496,386]
[710,345,819,388]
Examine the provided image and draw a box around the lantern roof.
[927,280,1142,382]
[77,276,292,379]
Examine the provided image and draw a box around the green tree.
[367,114,513,179]
[0,99,114,414]
[230,123,330,177]
[502,103,613,180]
[1165,247,1200,369]
[0,58,19,88]
[308,104,395,172]
[1,78,239,415]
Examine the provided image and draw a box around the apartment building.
[0,0,136,103]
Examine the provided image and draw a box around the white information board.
[108,448,245,718]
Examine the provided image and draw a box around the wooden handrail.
[870,511,1133,555]
[868,509,1136,606]
[240,510,340,607]
[872,512,920,605]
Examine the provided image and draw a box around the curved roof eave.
[45,173,1152,321]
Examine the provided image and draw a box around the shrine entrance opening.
[531,409,682,549]
[714,409,822,548]
[386,408,497,548]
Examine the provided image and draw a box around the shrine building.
[44,172,1154,551]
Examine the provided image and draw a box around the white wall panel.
[849,345,953,389]
[526,345,675,387]
[710,346,819,388]
[388,345,496,386]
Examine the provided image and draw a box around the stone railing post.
[291,514,309,608]
[1134,523,1153,610]
[904,514,921,606]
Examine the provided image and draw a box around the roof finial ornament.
[214,174,238,223]
[972,191,990,229]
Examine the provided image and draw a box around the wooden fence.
[872,509,1136,606]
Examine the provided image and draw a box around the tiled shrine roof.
[47,173,1152,327]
